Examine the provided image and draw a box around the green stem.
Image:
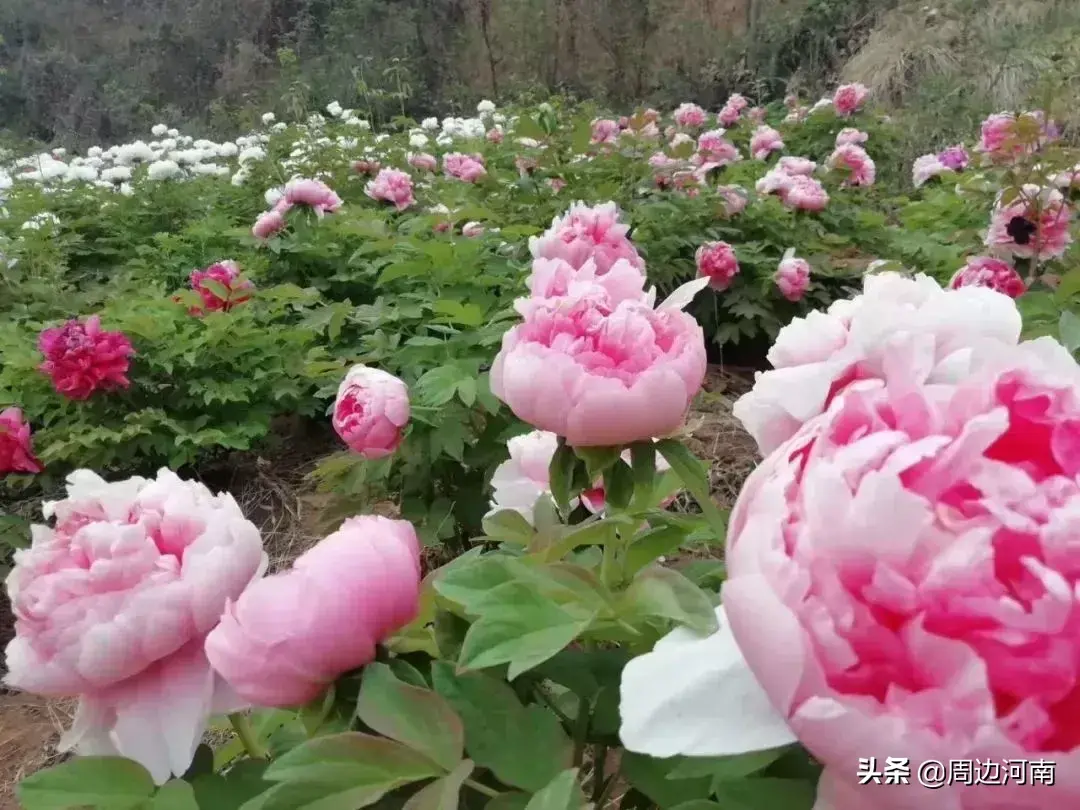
[465,779,501,798]
[229,713,268,760]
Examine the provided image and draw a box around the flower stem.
[229,713,268,760]
[465,779,501,798]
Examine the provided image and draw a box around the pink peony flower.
[547,177,566,193]
[717,186,748,216]
[696,130,739,165]
[38,316,134,401]
[777,156,816,176]
[591,118,621,144]
[332,365,410,460]
[486,128,504,144]
[618,116,630,129]
[725,93,749,113]
[205,515,420,708]
[487,430,571,522]
[832,82,869,117]
[3,468,266,784]
[282,177,342,216]
[669,132,695,151]
[731,272,1023,456]
[747,106,767,124]
[529,201,645,276]
[774,252,811,301]
[351,159,381,176]
[188,260,254,315]
[443,152,487,183]
[784,94,799,109]
[950,256,1026,298]
[365,168,416,211]
[783,174,830,211]
[977,111,1056,162]
[749,125,785,160]
[649,152,681,171]
[938,144,970,170]
[827,144,876,186]
[835,127,868,146]
[695,241,740,291]
[524,257,649,314]
[912,154,952,188]
[673,103,708,129]
[0,407,43,475]
[461,221,485,238]
[717,104,741,127]
[408,152,438,172]
[490,290,707,447]
[642,108,660,124]
[252,209,285,240]
[985,184,1072,261]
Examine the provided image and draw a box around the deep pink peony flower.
[443,152,487,183]
[977,111,1056,162]
[282,178,342,215]
[731,272,1023,456]
[938,144,969,170]
[332,365,410,459]
[408,152,438,172]
[205,515,419,708]
[3,468,266,784]
[591,118,621,144]
[0,407,43,475]
[835,127,868,146]
[774,252,811,301]
[750,125,784,160]
[38,316,134,401]
[529,201,645,276]
[986,184,1072,261]
[252,209,285,240]
[778,156,816,176]
[490,290,707,447]
[189,260,254,315]
[833,82,869,117]
[365,168,416,211]
[695,241,740,291]
[950,256,1026,298]
[827,144,876,186]
[673,103,707,129]
[783,174,830,211]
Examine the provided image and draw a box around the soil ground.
[0,364,760,808]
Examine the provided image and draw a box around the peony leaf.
[17,757,156,810]
[262,732,440,790]
[150,780,199,810]
[654,440,728,544]
[402,760,474,810]
[481,509,536,545]
[619,564,719,635]
[1060,310,1080,353]
[522,769,588,810]
[625,526,688,578]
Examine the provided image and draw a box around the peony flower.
[408,152,438,172]
[351,159,381,176]
[777,156,816,176]
[622,323,1080,809]
[486,128,504,144]
[443,152,487,183]
[938,144,969,171]
[487,430,571,523]
[252,209,285,240]
[282,177,342,216]
[642,108,661,123]
[696,130,740,165]
[461,221,485,238]
[491,289,708,447]
[365,168,416,211]
[695,241,740,291]
[529,201,645,276]
[523,257,649,315]
[950,256,1025,298]
[0,407,43,475]
[832,82,869,117]
[674,103,707,129]
[774,251,811,301]
[783,174,830,211]
[749,125,784,160]
[547,177,566,194]
[206,515,420,708]
[725,93,749,113]
[3,469,266,784]
[718,185,749,216]
[912,154,952,188]
[591,118,621,144]
[189,260,254,314]
[717,104,741,128]
[332,365,410,459]
[731,272,1023,456]
[827,144,876,186]
[756,167,794,198]
[835,127,868,146]
[38,316,134,401]
[747,106,766,124]
[669,132,695,151]
[985,184,1072,261]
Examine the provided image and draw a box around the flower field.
[2,86,1080,810]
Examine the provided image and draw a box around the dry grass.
[0,693,74,810]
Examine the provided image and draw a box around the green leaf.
[263,732,440,791]
[201,279,232,303]
[458,580,598,678]
[457,376,477,407]
[666,748,789,782]
[523,770,587,810]
[620,753,712,809]
[602,460,634,511]
[709,778,817,810]
[575,447,620,479]
[434,556,517,614]
[486,793,532,810]
[17,757,156,810]
[431,663,572,792]
[655,441,728,543]
[403,760,474,810]
[150,780,199,810]
[355,663,465,770]
[629,442,657,507]
[481,510,536,545]
[620,564,718,634]
[192,760,271,809]
[515,116,547,140]
[1060,310,1080,353]
[625,526,688,578]
[548,441,578,517]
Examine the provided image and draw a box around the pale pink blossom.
[777,156,816,176]
[725,93,749,113]
[912,154,952,188]
[486,128,504,144]
[673,103,708,129]
[835,127,868,146]
[487,430,569,522]
[443,152,487,183]
[591,118,621,144]
[282,177,342,215]
[827,144,876,186]
[642,108,660,123]
[718,185,749,216]
[332,365,410,459]
[717,104,741,127]
[950,256,1025,298]
[461,221,485,238]
[784,94,799,109]
[695,130,740,165]
[0,407,43,475]
[832,82,869,117]
[783,175,829,211]
[756,168,794,198]
[252,209,285,240]
[747,106,766,124]
[977,111,1057,162]
[3,469,266,784]
[649,152,682,171]
[206,515,419,707]
[696,241,739,291]
[529,201,645,276]
[523,257,648,314]
[669,132,695,151]
[408,152,438,172]
[985,184,1072,261]
[365,168,416,211]
[774,252,811,301]
[38,316,134,401]
[749,125,784,160]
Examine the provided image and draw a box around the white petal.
[619,604,797,757]
[658,277,710,311]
